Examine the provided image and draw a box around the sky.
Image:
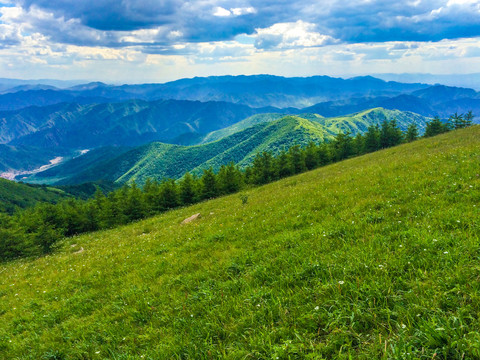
[0,0,479,84]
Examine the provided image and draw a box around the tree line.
[0,112,475,261]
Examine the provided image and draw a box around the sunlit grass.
[1,126,479,359]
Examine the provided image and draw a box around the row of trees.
[0,113,475,261]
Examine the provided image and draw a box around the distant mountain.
[411,85,479,104]
[0,84,59,94]
[116,75,428,108]
[373,73,480,91]
[0,75,431,110]
[3,99,281,150]
[23,109,431,185]
[0,78,84,92]
[304,89,480,118]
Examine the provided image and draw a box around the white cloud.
[231,7,256,16]
[254,21,339,50]
[213,7,231,17]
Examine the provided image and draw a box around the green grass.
[1,127,479,359]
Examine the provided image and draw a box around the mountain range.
[20,108,431,185]
[0,74,478,186]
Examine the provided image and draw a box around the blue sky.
[0,0,479,83]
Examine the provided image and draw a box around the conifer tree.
[288,145,306,174]
[275,150,293,179]
[424,116,449,137]
[179,172,197,205]
[464,110,474,127]
[363,125,380,153]
[332,132,353,161]
[252,152,275,184]
[304,142,319,170]
[217,163,243,195]
[159,179,179,210]
[352,133,365,155]
[405,123,419,142]
[201,168,218,199]
[317,143,331,166]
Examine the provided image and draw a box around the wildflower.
[444,251,449,254]
[315,306,319,311]
[338,281,344,285]
[401,324,406,329]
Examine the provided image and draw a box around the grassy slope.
[1,127,479,359]
[0,178,69,214]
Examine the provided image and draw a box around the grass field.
[0,126,479,359]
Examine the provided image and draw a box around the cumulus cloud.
[1,0,477,47]
[1,0,480,82]
[254,21,338,50]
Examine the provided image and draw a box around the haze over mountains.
[0,74,478,185]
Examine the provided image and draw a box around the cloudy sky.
[0,0,479,83]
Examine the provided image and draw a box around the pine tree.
[317,143,331,166]
[449,112,465,129]
[252,152,275,184]
[405,123,419,142]
[352,133,365,155]
[201,168,218,199]
[217,162,243,195]
[424,116,449,137]
[159,179,179,210]
[363,125,380,153]
[380,119,403,148]
[179,172,197,205]
[288,145,306,174]
[304,142,319,170]
[275,150,293,179]
[331,132,353,161]
[464,110,474,127]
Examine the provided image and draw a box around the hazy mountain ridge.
[2,99,281,150]
[0,74,432,111]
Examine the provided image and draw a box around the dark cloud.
[8,0,480,49]
[18,0,178,30]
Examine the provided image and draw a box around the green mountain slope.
[22,108,431,185]
[198,108,427,145]
[33,116,332,185]
[0,178,69,214]
[22,146,131,185]
[1,127,478,358]
[315,107,430,135]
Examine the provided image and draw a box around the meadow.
[0,126,479,359]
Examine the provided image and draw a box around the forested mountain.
[23,116,330,185]
[0,178,68,214]
[199,108,429,145]
[22,109,431,185]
